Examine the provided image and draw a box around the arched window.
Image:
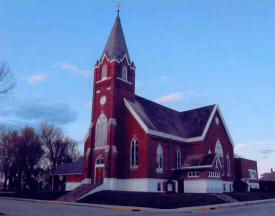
[122,65,127,80]
[215,139,224,175]
[227,154,231,176]
[102,64,107,80]
[96,154,104,165]
[95,113,108,148]
[130,137,138,167]
[156,144,163,172]
[175,148,181,170]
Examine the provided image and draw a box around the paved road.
[156,202,275,216]
[0,198,274,216]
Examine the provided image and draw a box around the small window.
[96,155,104,164]
[102,64,107,80]
[130,137,138,167]
[188,172,200,178]
[223,184,226,192]
[157,182,161,192]
[156,144,163,172]
[122,65,127,80]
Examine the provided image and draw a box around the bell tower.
[83,8,136,184]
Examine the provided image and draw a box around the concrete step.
[56,184,101,202]
[212,194,239,203]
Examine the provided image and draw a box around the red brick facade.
[80,13,238,193]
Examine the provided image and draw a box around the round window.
[100,96,107,105]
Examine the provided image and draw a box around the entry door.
[178,180,184,193]
[95,167,104,184]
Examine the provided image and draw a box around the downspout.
[169,137,172,177]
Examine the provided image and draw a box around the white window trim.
[101,64,108,80]
[95,113,108,148]
[156,144,163,173]
[122,65,127,81]
[215,139,224,176]
[248,169,257,180]
[117,77,132,85]
[130,137,138,168]
[188,172,200,178]
[208,172,220,178]
[96,77,111,84]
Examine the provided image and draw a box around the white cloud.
[52,62,91,76]
[235,140,275,150]
[84,102,92,108]
[156,76,170,83]
[26,74,47,84]
[154,92,182,103]
[136,82,142,87]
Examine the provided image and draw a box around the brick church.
[52,9,244,195]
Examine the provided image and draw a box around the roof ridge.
[180,104,216,113]
[134,95,180,113]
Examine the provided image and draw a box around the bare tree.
[18,126,44,190]
[0,61,16,102]
[39,121,80,173]
[0,129,17,190]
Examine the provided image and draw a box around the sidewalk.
[0,196,274,212]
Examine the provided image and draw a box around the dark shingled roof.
[100,14,130,63]
[260,172,275,181]
[126,95,215,139]
[182,154,216,167]
[52,157,83,175]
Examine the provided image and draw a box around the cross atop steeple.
[116,3,121,13]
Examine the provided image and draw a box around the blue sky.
[0,0,274,177]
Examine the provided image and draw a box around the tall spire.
[100,13,130,63]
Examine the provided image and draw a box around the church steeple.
[100,14,130,63]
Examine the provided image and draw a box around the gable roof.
[125,95,234,146]
[100,14,130,63]
[52,157,83,176]
[180,153,221,170]
[125,95,214,139]
[260,171,275,181]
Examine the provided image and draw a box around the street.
[0,198,274,216]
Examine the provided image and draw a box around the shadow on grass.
[224,192,275,202]
[0,190,68,201]
[77,191,226,209]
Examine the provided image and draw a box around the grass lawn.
[0,191,68,201]
[77,190,226,209]
[225,192,275,202]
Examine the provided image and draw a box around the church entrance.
[94,155,105,184]
[178,180,184,193]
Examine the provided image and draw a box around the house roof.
[52,157,83,176]
[126,95,215,139]
[260,172,275,181]
[182,153,216,168]
[100,14,130,63]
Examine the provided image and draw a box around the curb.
[0,197,150,212]
[0,196,275,212]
